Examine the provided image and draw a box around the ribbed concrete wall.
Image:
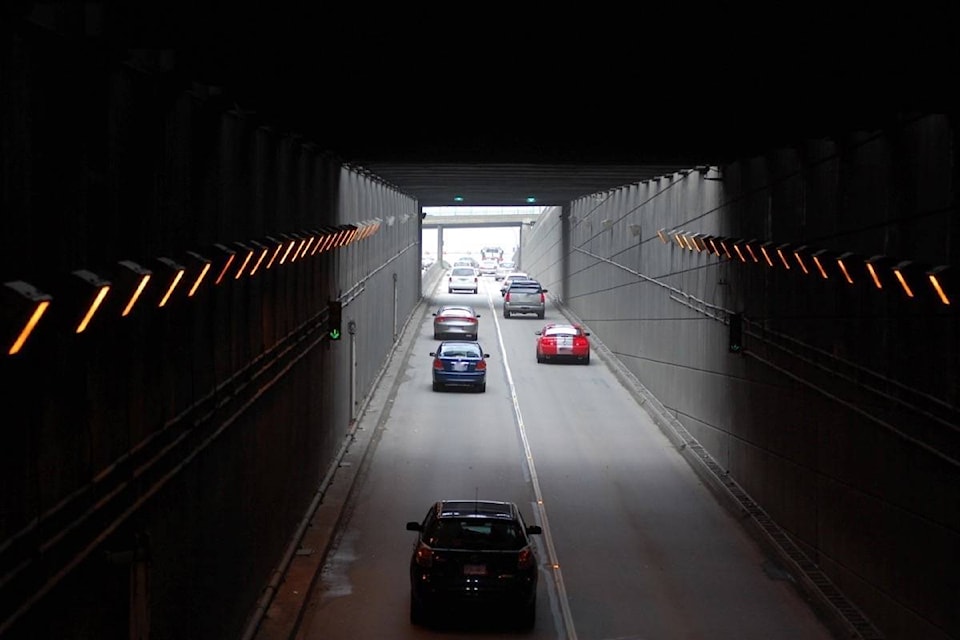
[1,24,423,638]
[521,114,959,640]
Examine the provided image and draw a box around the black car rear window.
[425,518,525,550]
[439,344,481,358]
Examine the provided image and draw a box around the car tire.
[583,354,590,365]
[433,332,440,339]
[537,311,545,319]
[516,599,536,631]
[536,352,543,363]
[447,288,453,293]
[432,381,443,392]
[503,310,510,318]
[477,382,486,393]
[410,595,427,626]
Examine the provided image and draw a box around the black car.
[406,500,542,629]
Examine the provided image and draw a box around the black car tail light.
[476,359,486,371]
[517,546,534,570]
[504,292,511,302]
[539,292,545,302]
[433,358,443,370]
[414,541,434,567]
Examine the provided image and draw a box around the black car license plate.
[463,564,487,576]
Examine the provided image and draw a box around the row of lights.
[658,229,955,306]
[1,221,382,357]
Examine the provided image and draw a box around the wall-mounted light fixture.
[718,238,734,259]
[743,239,760,263]
[279,234,298,264]
[893,260,927,299]
[233,242,255,277]
[775,243,793,270]
[927,265,953,305]
[690,233,705,252]
[835,252,862,285]
[672,230,686,248]
[759,241,776,267]
[264,236,285,269]
[792,245,812,275]
[249,241,270,275]
[69,270,112,334]
[3,280,52,355]
[601,219,613,229]
[810,249,834,279]
[212,243,236,284]
[185,251,212,297]
[115,261,152,317]
[865,255,896,289]
[629,224,642,237]
[657,229,669,243]
[731,239,749,263]
[155,258,186,307]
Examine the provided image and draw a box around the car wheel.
[433,332,440,339]
[583,354,590,365]
[432,381,443,392]
[537,311,545,319]
[447,288,453,293]
[536,352,543,363]
[410,595,427,626]
[503,310,510,318]
[477,382,486,393]
[516,599,536,631]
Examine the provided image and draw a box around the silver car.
[433,305,480,340]
[503,281,547,319]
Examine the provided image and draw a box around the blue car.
[430,341,489,392]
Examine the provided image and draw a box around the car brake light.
[504,292,511,302]
[467,318,477,324]
[539,292,545,302]
[433,358,443,370]
[415,542,433,567]
[435,316,447,322]
[476,359,486,371]
[517,546,534,570]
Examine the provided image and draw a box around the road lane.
[294,274,837,640]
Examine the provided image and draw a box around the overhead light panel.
[3,280,52,356]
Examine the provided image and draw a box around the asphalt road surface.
[288,275,837,640]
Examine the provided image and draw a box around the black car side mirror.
[406,522,423,531]
[429,352,437,357]
[541,289,548,293]
[483,353,490,358]
[526,525,543,535]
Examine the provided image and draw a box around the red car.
[535,323,590,364]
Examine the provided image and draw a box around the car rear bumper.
[411,575,536,607]
[433,371,485,386]
[504,305,544,314]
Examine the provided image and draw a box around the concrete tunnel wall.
[0,28,424,639]
[519,113,959,640]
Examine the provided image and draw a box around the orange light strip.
[745,244,759,263]
[793,251,810,275]
[215,254,235,285]
[720,240,732,259]
[266,243,284,269]
[893,269,914,297]
[158,270,184,307]
[866,263,883,289]
[280,239,297,264]
[734,244,747,262]
[234,248,254,278]
[760,245,774,267]
[929,273,951,305]
[657,229,669,243]
[188,263,211,296]
[76,286,111,333]
[250,246,269,275]
[836,258,854,284]
[123,275,151,316]
[9,300,50,355]
[777,248,792,270]
[812,255,829,279]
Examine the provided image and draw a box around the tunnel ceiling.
[43,2,956,208]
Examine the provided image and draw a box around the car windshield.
[424,518,526,551]
[451,267,475,276]
[439,344,481,358]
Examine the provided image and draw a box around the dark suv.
[406,500,542,629]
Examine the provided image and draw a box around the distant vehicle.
[498,272,530,296]
[503,281,547,319]
[479,259,499,276]
[448,266,479,294]
[429,341,489,392]
[535,323,590,364]
[480,246,504,262]
[495,261,516,280]
[406,499,541,628]
[432,305,480,340]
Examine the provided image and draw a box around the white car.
[479,259,499,276]
[448,266,479,294]
[495,261,517,280]
[499,272,530,296]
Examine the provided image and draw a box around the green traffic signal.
[328,300,342,340]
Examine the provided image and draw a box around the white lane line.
[486,278,578,640]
